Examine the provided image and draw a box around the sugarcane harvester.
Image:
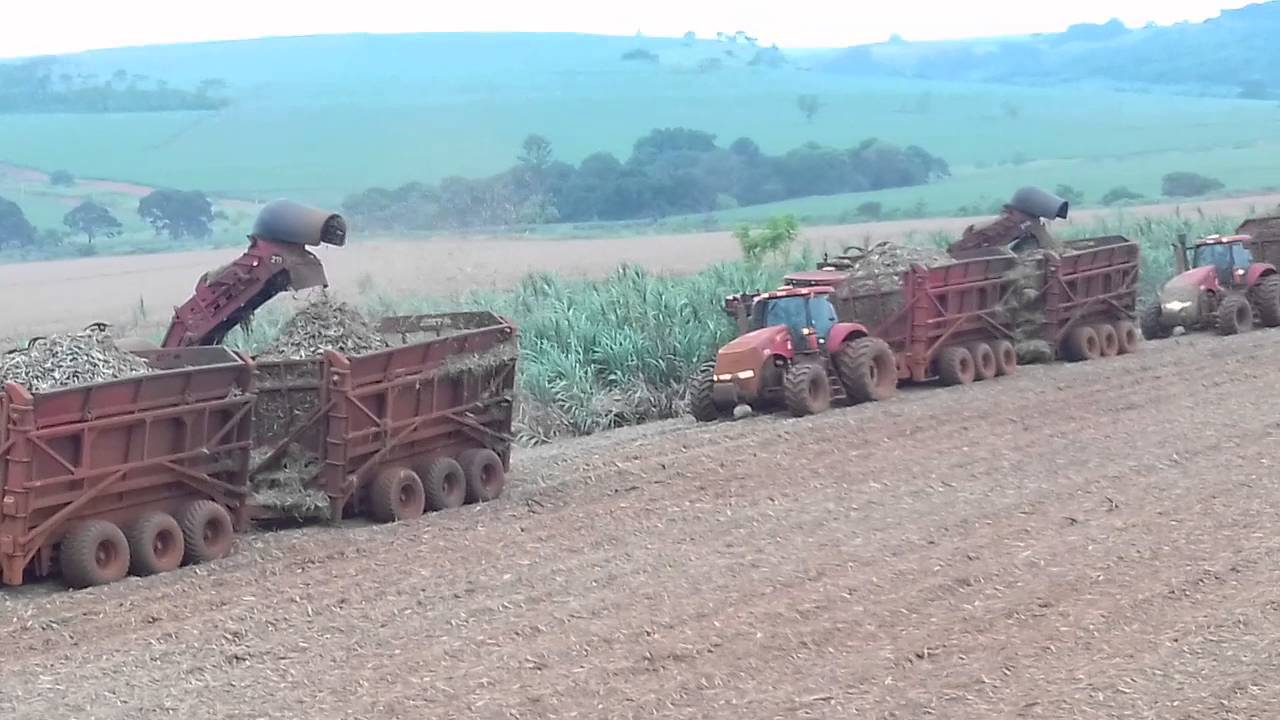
[160,200,347,348]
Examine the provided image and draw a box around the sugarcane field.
[6,5,1280,718]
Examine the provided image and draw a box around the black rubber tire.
[125,512,184,577]
[178,500,235,565]
[936,346,975,386]
[689,362,722,422]
[1216,294,1253,336]
[60,520,131,589]
[1114,320,1140,354]
[1065,325,1101,361]
[459,448,506,504]
[1140,303,1170,340]
[1094,323,1120,357]
[833,337,897,403]
[368,466,427,522]
[1251,274,1280,328]
[418,457,467,511]
[783,362,831,417]
[966,342,997,381]
[991,339,1018,376]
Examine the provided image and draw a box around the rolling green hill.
[0,22,1278,255]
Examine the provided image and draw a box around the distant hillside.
[819,2,1280,97]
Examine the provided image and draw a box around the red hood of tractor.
[715,325,790,375]
[1161,265,1219,300]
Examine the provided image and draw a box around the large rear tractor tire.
[967,342,998,381]
[833,337,897,403]
[459,448,506,504]
[689,362,723,423]
[368,466,427,522]
[179,500,235,565]
[1065,325,1101,361]
[992,339,1018,376]
[936,346,976,386]
[1250,275,1280,328]
[1140,303,1170,340]
[1094,324,1120,357]
[1115,320,1140,354]
[417,457,468,511]
[1216,294,1253,336]
[60,520,131,589]
[783,362,832,417]
[125,512,185,577]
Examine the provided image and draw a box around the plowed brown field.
[3,327,1278,719]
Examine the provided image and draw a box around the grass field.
[1,32,1278,225]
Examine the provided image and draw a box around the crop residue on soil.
[0,326,152,392]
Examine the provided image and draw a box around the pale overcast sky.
[1,0,1258,58]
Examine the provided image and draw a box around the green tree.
[1054,184,1085,205]
[63,200,122,243]
[735,214,799,264]
[0,196,36,248]
[138,189,215,240]
[1161,171,1224,198]
[48,169,75,187]
[1100,186,1145,205]
[796,94,822,123]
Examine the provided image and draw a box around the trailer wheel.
[418,457,467,511]
[992,340,1018,376]
[369,466,427,522]
[459,448,506,504]
[1216,294,1253,336]
[1094,324,1120,357]
[60,520,131,589]
[1114,320,1140,354]
[833,337,897,403]
[936,346,975,386]
[1065,326,1101,361]
[125,512,185,576]
[689,362,724,422]
[783,362,831,416]
[966,342,997,381]
[179,500,235,565]
[1250,274,1280,327]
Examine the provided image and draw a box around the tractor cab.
[1188,234,1254,288]
[749,286,839,351]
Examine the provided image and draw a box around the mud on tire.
[1094,323,1120,357]
[991,339,1018,376]
[60,520,130,589]
[417,457,468,511]
[833,337,897,403]
[459,448,506,504]
[179,500,235,565]
[783,362,831,417]
[1216,294,1253,336]
[1065,325,1101,361]
[368,466,427,522]
[125,512,185,577]
[1114,320,1140,354]
[966,342,997,381]
[936,346,975,386]
[689,361,723,422]
[1250,274,1280,328]
[1140,303,1169,340]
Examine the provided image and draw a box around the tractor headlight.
[1162,300,1192,312]
[735,369,755,379]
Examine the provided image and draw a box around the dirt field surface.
[1,192,1277,341]
[2,327,1278,719]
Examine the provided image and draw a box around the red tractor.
[1142,232,1280,339]
[688,284,897,420]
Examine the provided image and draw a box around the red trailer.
[0,346,255,588]
[1037,235,1141,359]
[248,311,518,524]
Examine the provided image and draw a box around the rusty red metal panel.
[1042,235,1140,346]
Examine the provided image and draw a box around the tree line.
[341,128,952,231]
[0,59,229,114]
[0,187,219,250]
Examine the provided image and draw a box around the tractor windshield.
[1194,242,1253,284]
[753,294,838,347]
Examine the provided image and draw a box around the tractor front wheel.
[1250,275,1280,327]
[1141,303,1170,340]
[783,362,832,417]
[1216,294,1253,335]
[834,337,897,403]
[689,362,724,422]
